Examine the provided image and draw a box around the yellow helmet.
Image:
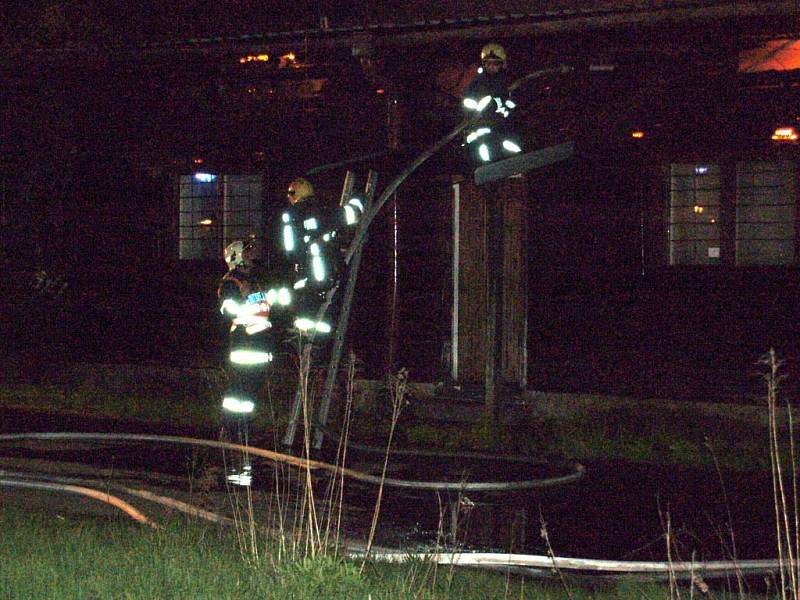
[224,240,245,270]
[287,177,314,204]
[480,43,507,65]
[224,238,257,270]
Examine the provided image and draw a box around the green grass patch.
[0,380,279,434]
[0,506,748,599]
[0,377,784,472]
[401,407,778,472]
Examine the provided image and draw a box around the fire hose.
[0,431,789,581]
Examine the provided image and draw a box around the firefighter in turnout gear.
[279,177,364,336]
[217,238,273,486]
[462,43,523,165]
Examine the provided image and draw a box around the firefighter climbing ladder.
[282,170,377,449]
[282,115,476,450]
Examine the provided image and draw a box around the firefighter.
[279,176,364,336]
[462,43,524,165]
[217,238,273,486]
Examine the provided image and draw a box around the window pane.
[179,239,195,259]
[177,174,265,260]
[735,162,796,265]
[225,210,251,226]
[223,175,263,250]
[737,204,794,223]
[736,240,794,265]
[226,226,253,241]
[178,175,222,260]
[669,164,721,265]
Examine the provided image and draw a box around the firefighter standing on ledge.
[462,43,524,165]
[217,238,273,486]
[278,176,364,337]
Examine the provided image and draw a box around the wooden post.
[500,177,528,388]
[451,177,528,391]
[484,183,504,418]
[452,182,487,385]
[510,504,528,550]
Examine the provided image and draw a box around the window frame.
[664,160,799,268]
[177,173,265,261]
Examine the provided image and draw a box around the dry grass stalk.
[705,437,746,598]
[360,368,409,573]
[221,431,259,563]
[763,348,799,600]
[297,342,322,557]
[656,500,680,600]
[321,351,356,556]
[539,509,574,600]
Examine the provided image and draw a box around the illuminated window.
[668,164,721,265]
[179,176,220,260]
[178,175,263,260]
[735,162,796,265]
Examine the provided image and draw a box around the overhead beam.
[8,1,799,65]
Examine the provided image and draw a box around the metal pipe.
[451,182,460,381]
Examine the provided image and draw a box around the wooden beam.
[474,141,574,185]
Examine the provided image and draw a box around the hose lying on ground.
[0,435,789,581]
[0,469,233,526]
[312,421,584,494]
[0,432,585,492]
[0,477,158,528]
[314,419,567,466]
[351,548,789,581]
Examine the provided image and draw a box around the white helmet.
[224,240,245,270]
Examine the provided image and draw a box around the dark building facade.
[3,2,799,402]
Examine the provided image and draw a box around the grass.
[400,408,783,472]
[0,378,278,435]
[0,356,795,598]
[0,373,788,472]
[347,374,787,472]
[0,505,764,600]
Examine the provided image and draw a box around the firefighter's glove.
[220,298,240,316]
